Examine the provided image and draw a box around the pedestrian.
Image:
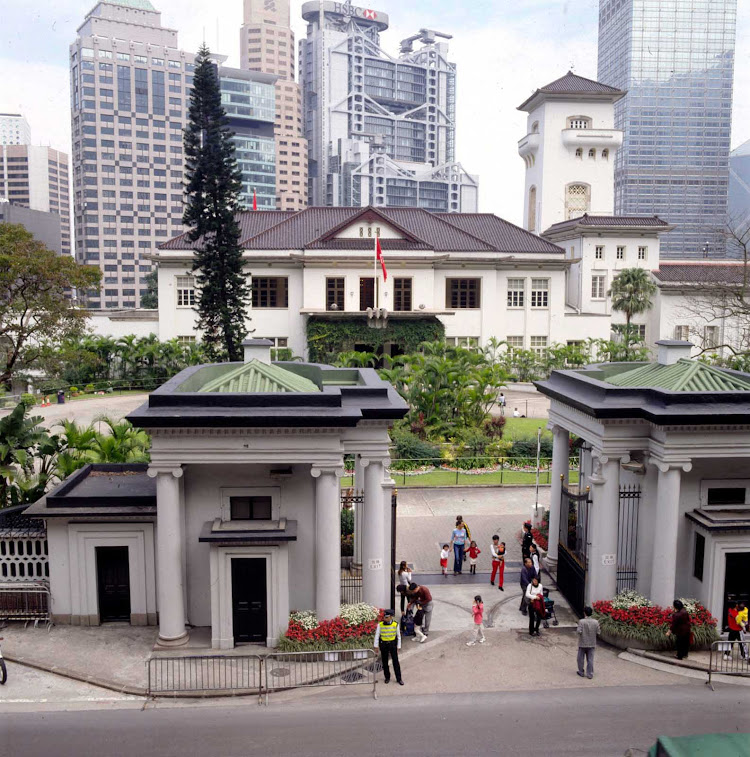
[529,543,541,575]
[666,599,691,660]
[411,603,427,643]
[397,561,412,614]
[576,606,600,679]
[490,535,506,590]
[451,518,468,575]
[466,540,481,574]
[738,601,749,657]
[457,515,472,564]
[467,595,486,646]
[407,582,434,637]
[726,601,747,659]
[499,392,506,416]
[374,609,403,685]
[521,522,534,559]
[526,576,545,637]
[513,407,520,418]
[440,543,450,577]
[519,557,536,615]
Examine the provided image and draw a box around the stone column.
[546,424,570,566]
[650,460,691,608]
[148,465,188,646]
[353,454,365,569]
[362,457,388,609]
[312,465,343,621]
[587,455,621,603]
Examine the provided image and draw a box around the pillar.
[312,465,342,621]
[148,465,188,646]
[362,457,388,609]
[546,424,570,566]
[353,454,365,569]
[587,455,621,603]
[650,460,691,608]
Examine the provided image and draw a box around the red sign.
[364,8,376,19]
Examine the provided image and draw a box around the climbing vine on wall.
[306,317,445,364]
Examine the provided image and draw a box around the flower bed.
[593,591,718,651]
[278,603,383,652]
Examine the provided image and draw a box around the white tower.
[517,72,625,234]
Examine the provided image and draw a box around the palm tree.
[0,403,49,508]
[610,268,657,334]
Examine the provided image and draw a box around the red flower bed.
[285,615,383,644]
[592,600,716,629]
[515,524,548,551]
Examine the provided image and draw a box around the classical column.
[587,455,621,603]
[362,457,388,609]
[312,465,343,621]
[353,454,365,569]
[148,465,188,646]
[650,460,691,608]
[546,424,570,566]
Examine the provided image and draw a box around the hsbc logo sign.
[363,9,376,19]
[332,2,378,21]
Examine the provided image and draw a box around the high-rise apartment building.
[240,0,308,210]
[598,0,737,257]
[0,144,71,255]
[300,2,478,211]
[0,114,31,145]
[729,140,750,237]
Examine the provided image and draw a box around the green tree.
[0,224,101,389]
[610,268,657,332]
[183,44,250,362]
[0,403,50,508]
[140,268,159,309]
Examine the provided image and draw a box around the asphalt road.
[3,685,749,757]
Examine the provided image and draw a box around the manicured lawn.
[341,468,578,488]
[502,417,551,440]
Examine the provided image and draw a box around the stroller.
[542,588,559,628]
[400,608,415,637]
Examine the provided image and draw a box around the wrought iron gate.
[616,484,640,593]
[556,484,591,617]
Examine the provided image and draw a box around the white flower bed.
[289,610,318,630]
[610,590,654,609]
[339,602,379,626]
[678,597,699,614]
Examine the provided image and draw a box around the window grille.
[446,279,480,309]
[507,278,525,308]
[565,184,590,219]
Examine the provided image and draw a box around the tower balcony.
[561,128,623,151]
[518,132,541,159]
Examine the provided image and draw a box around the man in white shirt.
[374,609,403,685]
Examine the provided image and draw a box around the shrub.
[69,386,79,395]
[341,534,353,556]
[20,393,37,409]
[84,384,95,394]
[341,507,354,537]
[483,415,506,439]
[510,437,553,458]
[390,429,440,471]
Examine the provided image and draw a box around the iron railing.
[616,484,641,593]
[0,582,52,627]
[147,654,264,699]
[341,574,363,605]
[707,639,750,690]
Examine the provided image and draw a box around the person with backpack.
[374,609,403,685]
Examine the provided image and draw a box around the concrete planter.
[599,629,666,651]
[323,651,340,661]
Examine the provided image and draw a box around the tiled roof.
[607,359,750,392]
[653,262,747,285]
[545,214,671,233]
[198,360,319,393]
[537,72,623,95]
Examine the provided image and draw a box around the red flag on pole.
[376,236,387,281]
[252,189,258,211]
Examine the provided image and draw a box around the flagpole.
[374,235,378,310]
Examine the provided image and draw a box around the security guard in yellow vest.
[374,609,403,685]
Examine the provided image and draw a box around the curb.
[625,647,709,672]
[5,653,147,697]
[619,649,750,687]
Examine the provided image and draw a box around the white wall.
[87,311,160,339]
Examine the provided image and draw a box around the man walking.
[519,557,536,615]
[407,583,434,637]
[576,606,600,679]
[374,609,403,685]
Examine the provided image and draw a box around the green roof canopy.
[197,360,319,394]
[606,358,750,392]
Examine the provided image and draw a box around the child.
[440,544,450,576]
[467,595,485,646]
[411,604,427,643]
[466,541,481,574]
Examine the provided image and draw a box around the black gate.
[557,484,591,617]
[616,484,641,593]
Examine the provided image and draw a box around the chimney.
[242,338,273,365]
[655,339,693,366]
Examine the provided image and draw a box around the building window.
[707,487,745,506]
[674,325,690,341]
[638,246,648,261]
[602,149,609,160]
[446,278,481,309]
[575,148,583,159]
[177,335,196,345]
[568,116,591,130]
[530,336,548,356]
[446,337,479,348]
[506,336,524,349]
[176,275,196,307]
[595,246,604,260]
[252,277,288,308]
[634,324,646,340]
[588,148,596,160]
[565,183,590,219]
[530,278,549,308]
[507,278,525,308]
[229,496,272,521]
[359,277,375,310]
[693,533,705,582]
[591,275,606,299]
[326,277,345,311]
[616,246,625,260]
[528,186,537,232]
[393,278,412,312]
[358,226,380,238]
[704,325,719,349]
[531,121,539,134]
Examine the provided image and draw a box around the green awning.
[607,359,750,392]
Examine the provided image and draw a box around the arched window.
[531,121,540,134]
[602,149,609,160]
[575,148,583,159]
[565,183,590,220]
[528,186,537,232]
[588,148,596,159]
[568,116,592,130]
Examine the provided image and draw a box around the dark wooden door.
[232,558,267,644]
[96,546,131,622]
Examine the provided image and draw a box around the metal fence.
[341,574,363,605]
[146,649,379,703]
[707,639,750,690]
[0,582,52,627]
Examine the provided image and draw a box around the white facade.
[0,113,31,145]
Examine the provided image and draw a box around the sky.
[2,0,750,225]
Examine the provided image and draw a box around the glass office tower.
[598,0,737,257]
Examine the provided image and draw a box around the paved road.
[3,685,748,757]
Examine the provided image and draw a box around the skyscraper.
[300,2,478,211]
[240,0,308,210]
[598,0,737,257]
[0,113,31,145]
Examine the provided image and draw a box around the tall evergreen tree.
[183,44,250,362]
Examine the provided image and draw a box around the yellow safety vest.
[378,620,398,643]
